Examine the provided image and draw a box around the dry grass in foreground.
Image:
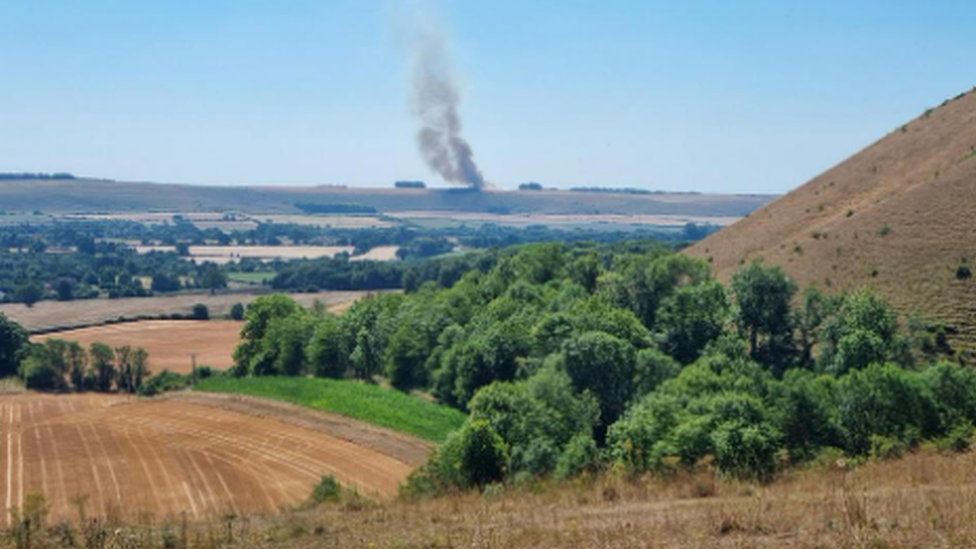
[14,449,976,548]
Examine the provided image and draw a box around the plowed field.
[0,393,418,525]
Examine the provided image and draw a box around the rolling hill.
[0,177,772,217]
[687,87,976,356]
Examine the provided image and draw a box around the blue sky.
[1,1,973,193]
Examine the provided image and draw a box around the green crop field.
[227,272,276,284]
[194,376,466,442]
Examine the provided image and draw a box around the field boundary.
[162,392,433,466]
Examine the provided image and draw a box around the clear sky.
[2,1,974,193]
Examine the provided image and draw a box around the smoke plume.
[409,12,486,189]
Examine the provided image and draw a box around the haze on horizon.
[1,1,974,194]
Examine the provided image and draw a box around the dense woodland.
[0,218,714,304]
[229,242,970,490]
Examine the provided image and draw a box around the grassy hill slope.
[687,87,976,355]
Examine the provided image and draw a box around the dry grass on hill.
[687,88,976,355]
[29,450,976,548]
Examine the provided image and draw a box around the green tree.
[819,289,904,375]
[0,313,28,378]
[657,280,730,364]
[89,343,116,392]
[307,315,348,378]
[15,283,43,307]
[115,346,150,393]
[386,323,432,390]
[55,279,74,301]
[262,312,314,376]
[568,253,601,293]
[233,295,301,374]
[438,420,509,489]
[837,363,931,455]
[229,302,245,321]
[350,327,381,381]
[65,341,88,391]
[192,303,210,320]
[19,345,64,390]
[561,331,637,442]
[793,287,839,369]
[623,255,711,330]
[633,347,682,397]
[730,261,798,374]
[200,265,227,295]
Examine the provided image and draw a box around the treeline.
[294,202,378,214]
[0,238,230,304]
[0,173,76,180]
[0,314,205,395]
[394,181,426,189]
[569,186,701,196]
[232,243,968,491]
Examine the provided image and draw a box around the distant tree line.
[0,172,76,180]
[570,186,701,195]
[294,202,378,214]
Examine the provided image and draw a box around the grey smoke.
[410,20,486,189]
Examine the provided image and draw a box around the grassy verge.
[194,376,465,442]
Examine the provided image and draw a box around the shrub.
[19,346,64,391]
[137,370,191,396]
[711,421,780,479]
[230,302,246,321]
[869,435,909,460]
[555,434,600,480]
[838,364,931,455]
[309,475,343,505]
[433,420,509,489]
[956,264,972,280]
[512,438,559,477]
[192,303,210,320]
[935,422,974,454]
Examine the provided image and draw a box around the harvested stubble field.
[32,450,976,548]
[0,392,424,526]
[0,290,369,333]
[32,320,243,373]
[135,245,356,265]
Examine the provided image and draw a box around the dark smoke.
[410,20,486,189]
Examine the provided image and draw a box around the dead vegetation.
[8,449,976,548]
